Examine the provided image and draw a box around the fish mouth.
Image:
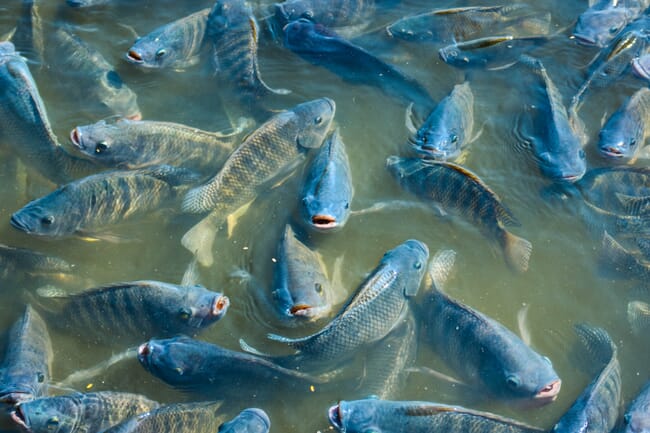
[10,406,28,431]
[311,214,338,230]
[535,379,561,402]
[211,295,230,319]
[126,112,142,121]
[10,214,32,234]
[137,342,153,367]
[0,391,30,406]
[571,33,597,46]
[632,57,650,80]
[70,128,83,149]
[328,404,343,430]
[599,146,624,159]
[126,50,144,64]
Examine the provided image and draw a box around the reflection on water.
[0,0,648,432]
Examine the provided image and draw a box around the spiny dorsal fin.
[401,403,544,430]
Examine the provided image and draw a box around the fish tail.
[181,217,217,267]
[627,301,650,336]
[501,230,532,273]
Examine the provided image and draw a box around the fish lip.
[632,57,650,79]
[10,214,32,234]
[0,391,30,406]
[10,406,28,431]
[328,404,344,430]
[599,147,624,158]
[534,379,561,402]
[211,295,230,319]
[572,33,597,46]
[70,128,83,149]
[125,50,144,64]
[310,214,338,230]
[126,112,142,121]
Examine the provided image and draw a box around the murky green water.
[0,0,648,432]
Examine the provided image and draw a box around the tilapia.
[328,398,545,433]
[46,28,140,120]
[573,0,646,47]
[66,0,111,6]
[70,117,247,175]
[0,244,73,282]
[0,306,52,406]
[387,5,551,44]
[551,324,621,433]
[439,35,547,70]
[181,98,335,267]
[598,87,650,162]
[420,250,561,403]
[283,19,435,113]
[10,0,43,65]
[632,53,650,81]
[386,156,532,273]
[10,392,159,433]
[623,381,650,433]
[218,409,270,433]
[627,300,650,335]
[599,231,650,281]
[33,280,229,344]
[300,128,353,231]
[10,165,199,239]
[126,8,210,69]
[406,82,475,161]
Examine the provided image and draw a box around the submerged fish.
[573,0,645,47]
[10,392,159,433]
[126,8,210,69]
[300,128,353,231]
[34,280,229,344]
[0,244,73,282]
[0,306,52,406]
[599,231,650,281]
[632,53,650,81]
[181,98,335,267]
[628,300,650,335]
[598,87,650,162]
[386,156,532,273]
[623,381,650,433]
[439,35,547,70]
[218,409,270,433]
[10,165,199,239]
[328,398,545,433]
[66,0,111,6]
[10,0,43,64]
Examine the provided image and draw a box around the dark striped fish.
[181,98,335,267]
[551,324,621,433]
[101,401,224,433]
[386,156,532,273]
[623,380,650,433]
[218,409,270,433]
[599,231,650,281]
[34,281,229,344]
[0,244,73,282]
[0,306,52,406]
[573,0,646,47]
[10,165,199,239]
[10,0,43,65]
[329,398,545,433]
[10,392,159,433]
[439,36,547,70]
[126,8,209,69]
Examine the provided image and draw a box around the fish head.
[438,44,470,67]
[386,17,430,41]
[125,29,181,68]
[137,336,205,385]
[70,120,131,167]
[623,406,650,433]
[12,398,80,433]
[385,156,426,185]
[537,148,586,184]
[292,98,335,150]
[573,9,630,47]
[328,399,381,433]
[218,408,271,433]
[381,240,429,297]
[492,351,561,404]
[632,55,650,81]
[10,189,82,238]
[412,127,462,161]
[274,1,320,28]
[598,116,640,162]
[66,0,110,7]
[0,370,47,406]
[97,71,141,120]
[283,18,338,53]
[302,193,351,231]
[173,285,229,333]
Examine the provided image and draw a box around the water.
[0,0,648,431]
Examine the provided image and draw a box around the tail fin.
[502,230,532,273]
[181,217,217,267]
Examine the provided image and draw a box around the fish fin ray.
[181,216,217,267]
[426,249,456,292]
[627,301,650,335]
[502,230,532,273]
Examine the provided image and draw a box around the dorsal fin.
[400,403,544,430]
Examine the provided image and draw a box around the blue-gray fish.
[421,250,561,403]
[34,280,229,344]
[632,53,650,81]
[386,156,532,273]
[599,231,650,281]
[328,398,545,433]
[10,165,199,239]
[623,381,650,433]
[283,19,435,113]
[10,392,159,433]
[126,8,210,69]
[387,5,551,43]
[407,82,474,161]
[0,244,73,282]
[10,0,43,65]
[47,28,140,120]
[66,0,110,6]
[439,35,547,70]
[271,224,333,321]
[219,409,270,433]
[181,98,335,267]
[300,128,353,231]
[573,0,646,47]
[551,324,621,433]
[598,87,650,162]
[0,306,52,406]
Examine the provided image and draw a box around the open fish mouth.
[126,112,142,121]
[632,57,650,80]
[69,128,82,149]
[137,342,153,366]
[311,214,338,229]
[10,406,28,431]
[10,214,32,234]
[289,304,315,317]
[211,295,230,319]
[126,50,144,64]
[328,404,343,430]
[0,391,31,406]
[534,379,561,402]
[600,146,624,158]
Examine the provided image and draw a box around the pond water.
[0,0,648,432]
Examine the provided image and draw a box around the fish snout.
[126,50,144,64]
[311,214,338,230]
[211,295,230,319]
[70,128,83,149]
[599,145,625,159]
[9,406,28,431]
[328,404,344,430]
[10,213,32,234]
[137,342,154,364]
[535,379,561,402]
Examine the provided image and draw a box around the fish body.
[439,35,547,70]
[66,0,111,6]
[573,0,646,47]
[34,281,229,344]
[551,324,621,433]
[181,98,335,267]
[409,82,474,161]
[271,224,333,321]
[218,409,270,433]
[10,165,199,239]
[10,0,43,64]
[300,128,353,231]
[628,301,650,335]
[10,392,159,433]
[126,8,209,69]
[283,19,435,112]
[0,306,52,406]
[328,398,545,433]
[624,381,650,433]
[386,156,532,273]
[598,87,650,161]
[0,244,72,280]
[599,232,650,281]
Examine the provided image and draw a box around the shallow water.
[0,0,648,432]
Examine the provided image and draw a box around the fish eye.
[450,134,458,143]
[300,10,314,20]
[624,414,631,425]
[37,372,45,383]
[578,149,586,158]
[609,26,619,34]
[178,308,192,321]
[314,283,323,293]
[344,203,349,209]
[46,417,60,429]
[506,375,520,389]
[155,49,166,58]
[414,262,422,270]
[174,367,184,375]
[95,142,109,154]
[314,116,323,125]
[41,216,54,226]
[629,139,637,147]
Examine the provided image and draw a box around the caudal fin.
[181,217,217,267]
[502,231,532,273]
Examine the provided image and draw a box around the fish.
[551,324,621,433]
[599,231,650,281]
[46,28,141,120]
[0,244,73,282]
[627,300,650,335]
[516,55,587,183]
[10,165,200,239]
[283,19,435,113]
[406,81,475,161]
[386,156,532,273]
[420,250,561,403]
[386,5,551,44]
[181,98,335,267]
[623,381,650,433]
[328,398,545,433]
[10,0,43,65]
[271,224,334,321]
[101,401,224,433]
[572,0,645,47]
[10,392,159,433]
[126,8,210,69]
[261,240,428,367]
[33,280,229,344]
[0,41,99,184]
[300,128,353,231]
[218,409,270,433]
[637,237,650,259]
[0,306,52,406]
[632,53,650,81]
[598,87,650,162]
[439,35,547,70]
[66,0,111,6]
[70,117,248,175]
